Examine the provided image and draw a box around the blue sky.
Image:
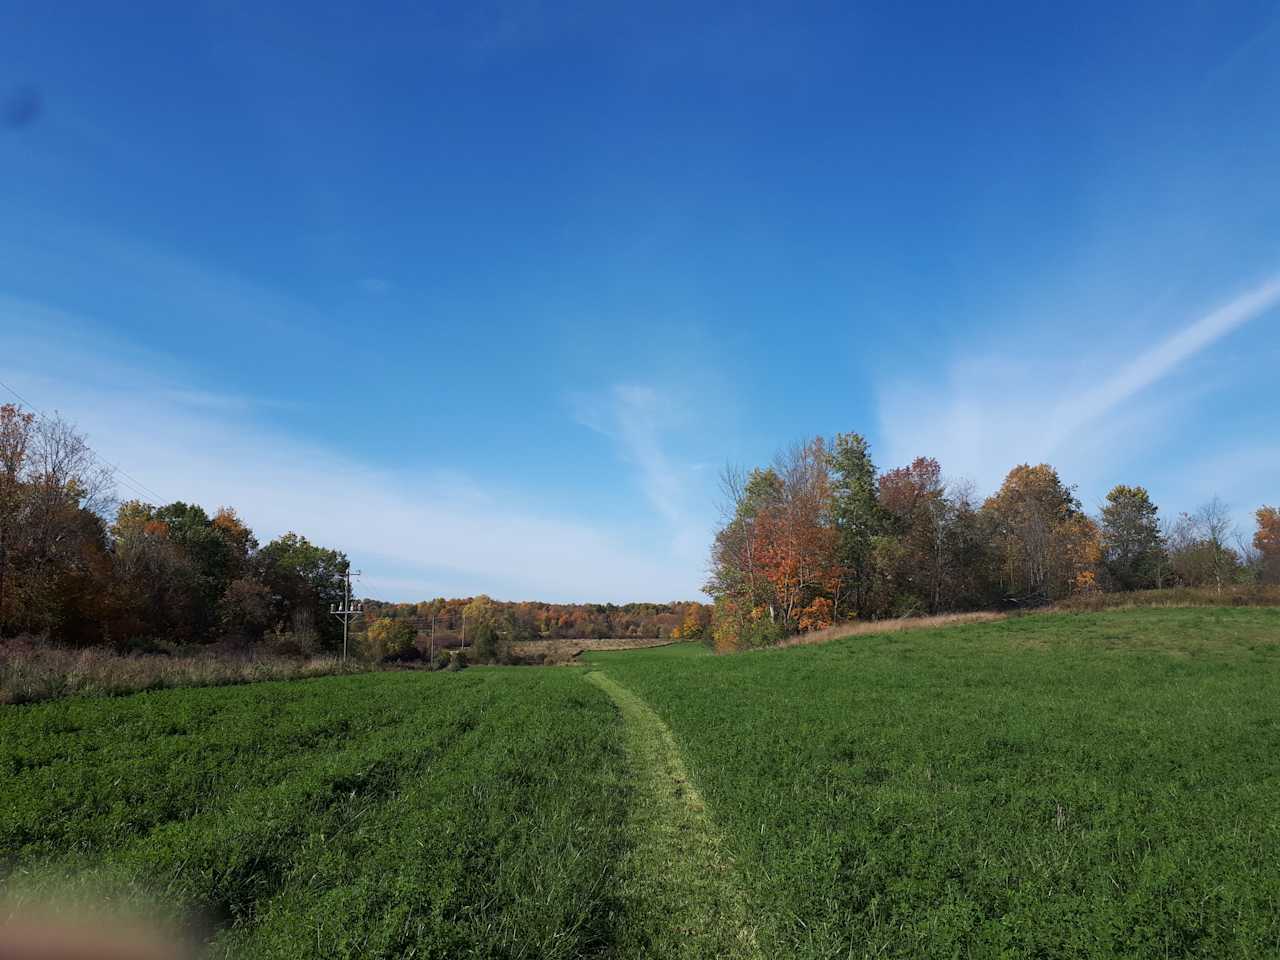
[2,1,1278,602]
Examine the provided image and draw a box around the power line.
[107,467,168,506]
[0,377,34,409]
[0,375,170,506]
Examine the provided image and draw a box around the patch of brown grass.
[510,637,678,665]
[0,640,369,705]
[1055,584,1280,612]
[775,611,1007,649]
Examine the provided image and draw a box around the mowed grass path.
[2,608,1278,958]
[584,671,759,960]
[587,608,1280,959]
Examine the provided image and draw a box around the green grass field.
[2,607,1278,958]
[1,670,633,958]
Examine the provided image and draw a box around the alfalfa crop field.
[2,607,1278,958]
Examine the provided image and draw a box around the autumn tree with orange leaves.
[755,438,842,629]
[707,445,1127,650]
[1255,506,1280,584]
[706,441,845,649]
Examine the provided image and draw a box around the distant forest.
[0,402,709,649]
[363,598,712,643]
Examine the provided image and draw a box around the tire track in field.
[585,671,760,960]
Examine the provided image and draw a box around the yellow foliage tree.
[364,617,416,660]
[983,464,1100,600]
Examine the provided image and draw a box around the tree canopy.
[705,431,1271,650]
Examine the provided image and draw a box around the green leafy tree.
[1100,485,1166,590]
[152,502,232,636]
[937,482,1000,610]
[827,432,883,617]
[463,594,513,662]
[255,533,348,649]
[110,502,201,642]
[707,467,783,610]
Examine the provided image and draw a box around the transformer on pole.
[329,565,364,662]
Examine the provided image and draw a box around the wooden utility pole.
[329,565,364,662]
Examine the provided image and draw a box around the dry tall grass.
[776,611,1007,649]
[0,640,369,705]
[1055,584,1280,612]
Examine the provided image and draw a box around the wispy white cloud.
[599,385,687,526]
[0,300,709,603]
[878,274,1280,505]
[160,389,254,413]
[571,383,716,575]
[1038,274,1280,453]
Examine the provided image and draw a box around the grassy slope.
[0,669,632,959]
[587,608,1280,959]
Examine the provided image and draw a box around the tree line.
[364,597,712,646]
[6,403,1275,654]
[0,402,714,652]
[707,432,1279,650]
[0,403,349,650]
